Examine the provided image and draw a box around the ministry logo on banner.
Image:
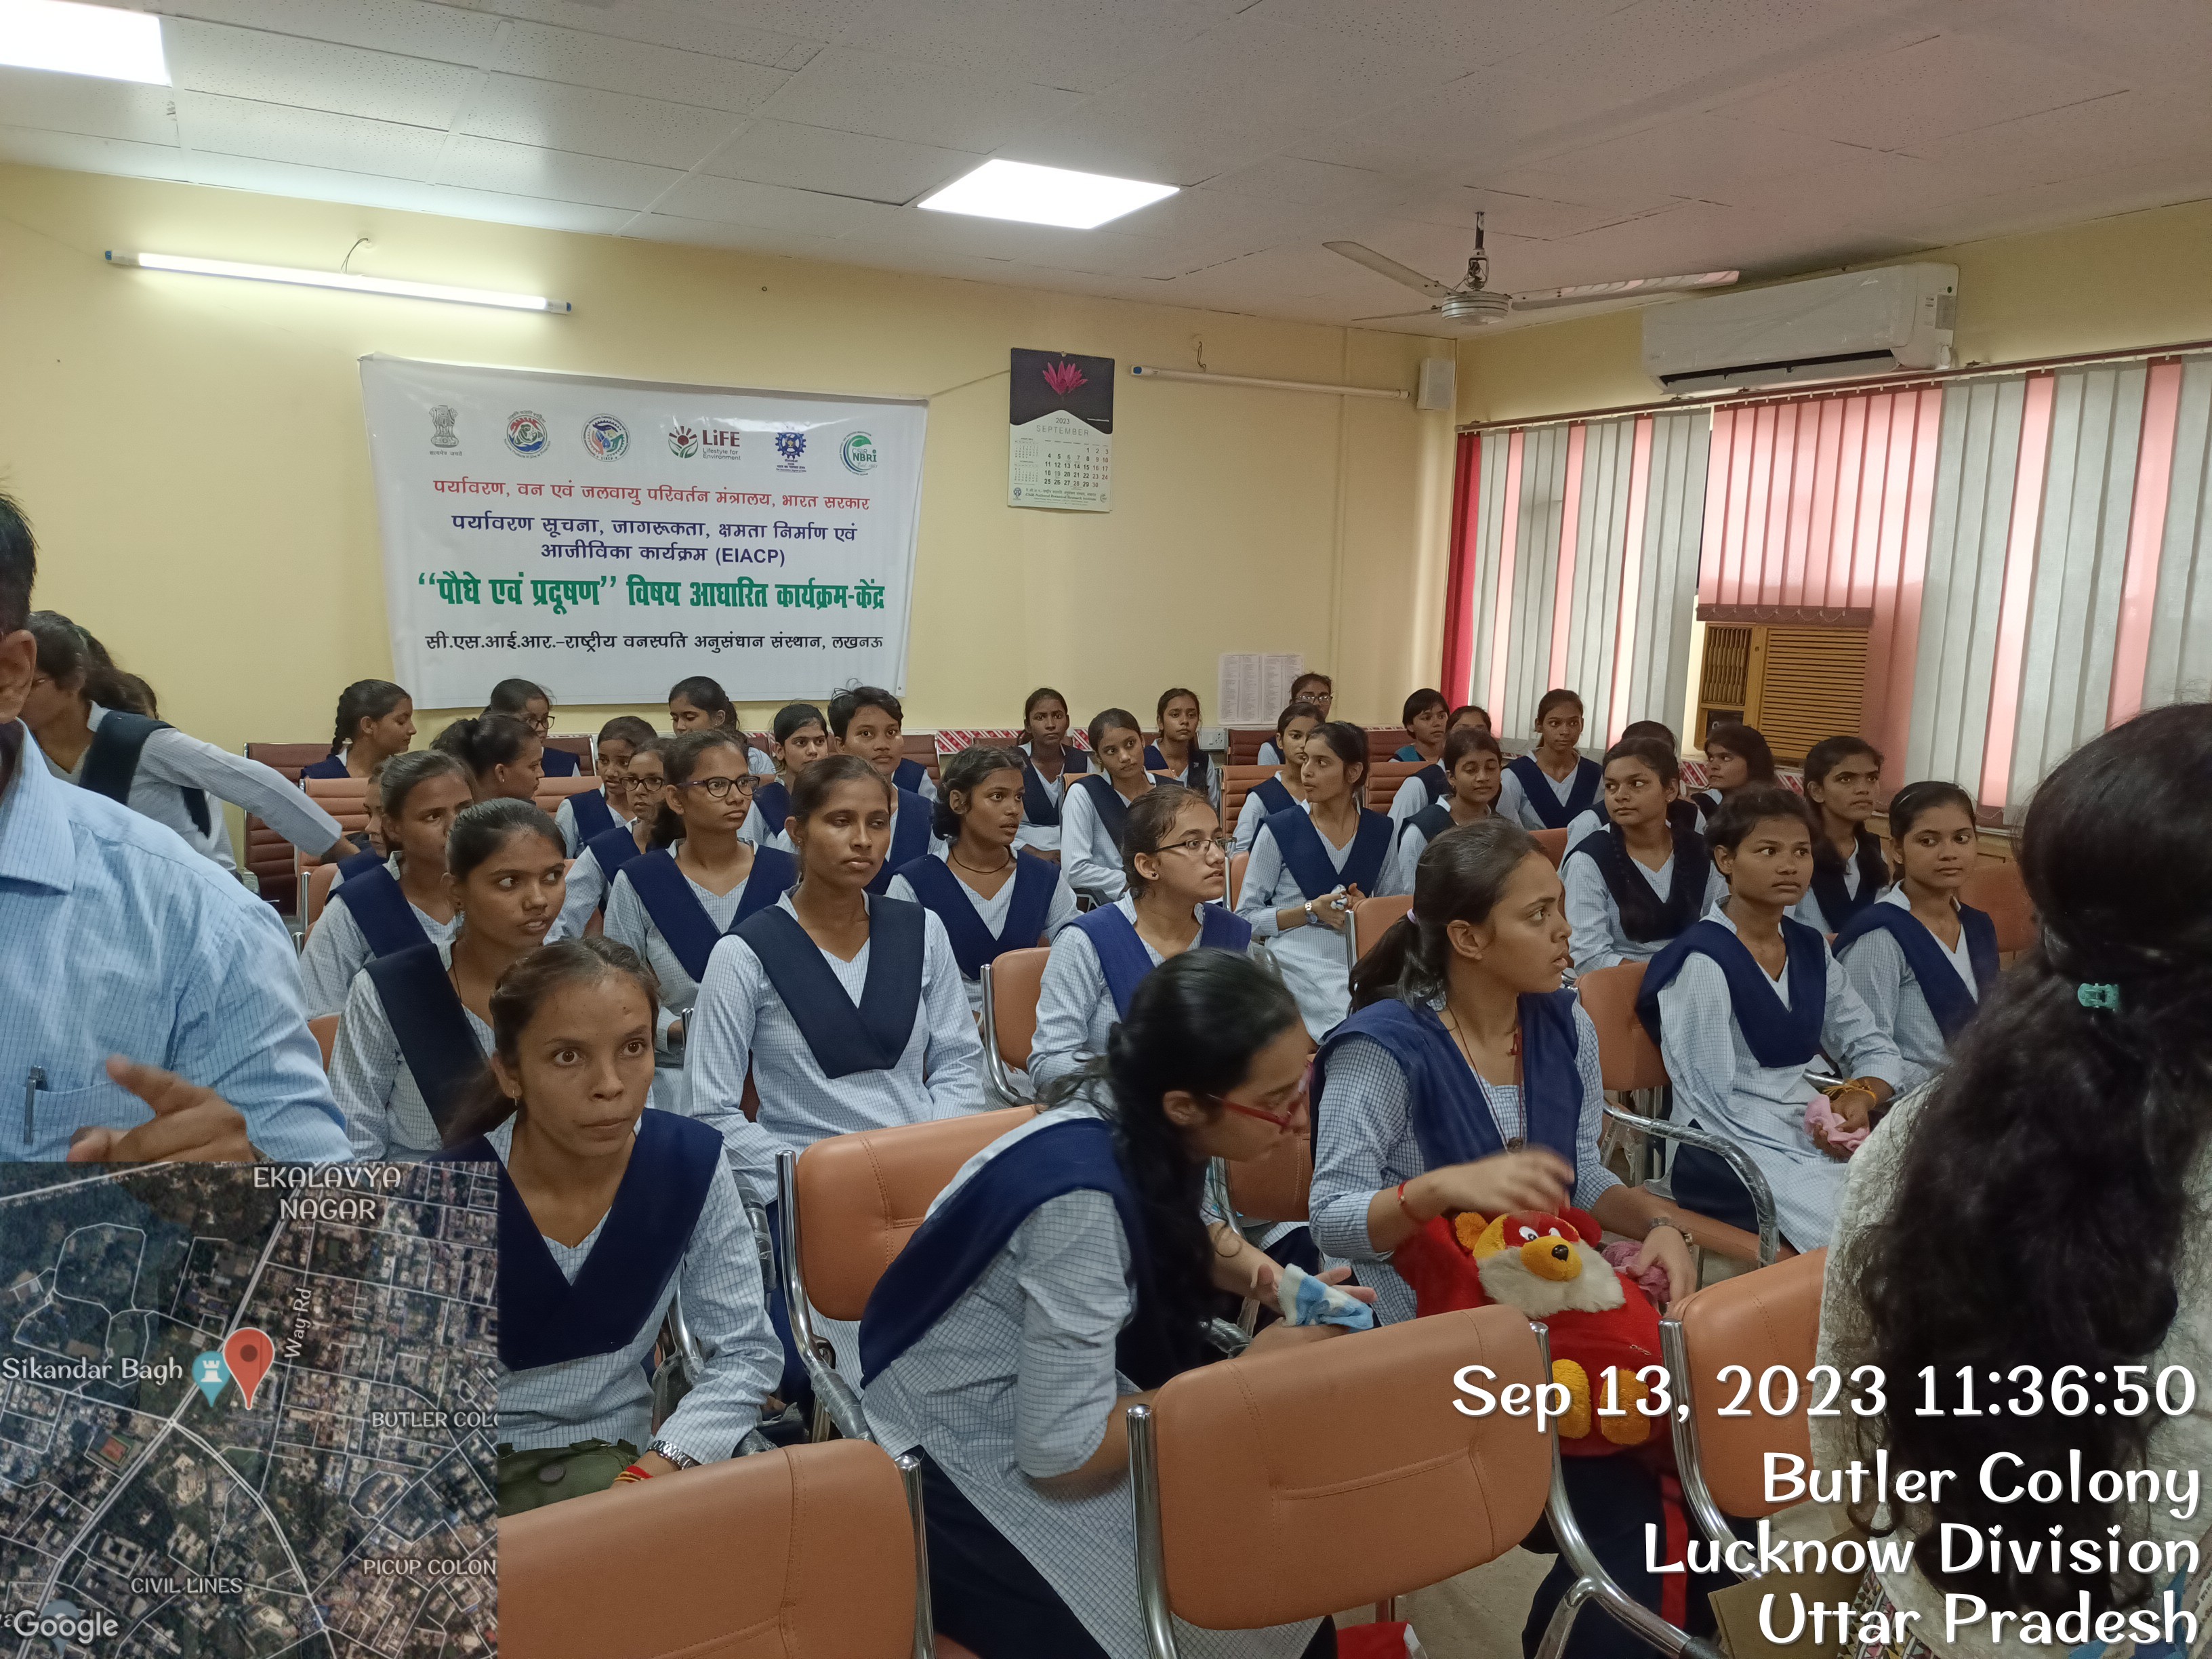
[583,415,629,461]
[775,429,807,471]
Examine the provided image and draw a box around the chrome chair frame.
[774,1148,875,1444]
[1599,1103,1780,1266]
[977,959,1033,1105]
[1660,1315,1751,1570]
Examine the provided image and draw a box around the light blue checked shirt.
[0,722,352,1161]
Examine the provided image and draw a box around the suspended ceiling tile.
[156,0,504,65]
[459,74,747,168]
[865,213,1191,279]
[1202,155,1420,216]
[701,120,981,203]
[1906,85,2212,190]
[1239,0,1641,74]
[1868,154,2212,249]
[160,18,478,128]
[1708,146,1989,222]
[414,181,639,234]
[655,171,905,237]
[1717,31,2135,150]
[620,213,853,263]
[487,20,792,112]
[1959,0,2212,94]
[1391,184,1654,242]
[0,68,180,146]
[1007,109,1286,190]
[436,134,687,210]
[842,0,1212,94]
[0,123,187,182]
[465,0,822,66]
[1523,115,1893,208]
[176,148,453,213]
[751,46,1084,152]
[176,91,446,178]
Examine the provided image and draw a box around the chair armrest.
[1599,1104,1781,1267]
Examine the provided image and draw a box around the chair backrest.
[1530,827,1570,867]
[1675,1248,1827,1518]
[1961,859,2035,954]
[544,733,596,773]
[1365,726,1411,761]
[1229,851,1249,909]
[795,1107,1036,1322]
[1350,893,1414,964]
[1218,764,1277,832]
[247,741,332,913]
[1573,962,1666,1091]
[1152,1304,1551,1628]
[1226,728,1273,765]
[302,861,342,931]
[501,1439,915,1659]
[299,777,371,873]
[985,947,1050,1070]
[309,1015,338,1071]
[903,731,941,787]
[1362,760,1422,814]
[1224,1130,1311,1223]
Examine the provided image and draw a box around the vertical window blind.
[1442,351,2212,816]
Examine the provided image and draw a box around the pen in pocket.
[22,1065,47,1144]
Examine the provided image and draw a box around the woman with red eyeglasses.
[859,949,1370,1659]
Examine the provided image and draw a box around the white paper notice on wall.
[1218,653,1305,725]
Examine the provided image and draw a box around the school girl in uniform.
[302,680,414,780]
[862,950,1368,1659]
[1793,735,1889,933]
[1059,708,1158,905]
[551,716,653,855]
[602,730,795,1107]
[887,745,1078,1019]
[1387,702,1494,826]
[1307,818,1706,1659]
[299,752,474,1016]
[1561,736,1727,977]
[832,684,937,801]
[1634,786,1904,1249]
[1028,785,1251,1093]
[1230,699,1319,853]
[446,938,783,1516]
[1143,687,1214,802]
[1012,687,1087,861]
[1496,689,1603,833]
[1687,720,1776,817]
[747,702,828,847]
[1560,719,1704,846]
[329,800,567,1159]
[1382,726,1504,891]
[1831,782,1997,1093]
[1255,671,1333,763]
[1237,720,1401,1040]
[22,612,346,870]
[554,739,665,939]
[433,713,545,803]
[487,678,579,776]
[1393,687,1450,763]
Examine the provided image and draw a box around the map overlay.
[0,1163,497,1658]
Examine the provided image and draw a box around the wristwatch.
[1643,1214,1685,1240]
[1303,900,1318,925]
[647,1438,700,1470]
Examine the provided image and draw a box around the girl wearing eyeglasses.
[1029,785,1250,1094]
[486,677,579,775]
[1237,720,1404,1040]
[1060,708,1157,905]
[861,950,1368,1659]
[602,731,796,1107]
[1312,817,1704,1659]
[886,744,1078,1019]
[1231,698,1319,853]
[554,715,655,854]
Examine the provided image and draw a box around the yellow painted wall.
[0,161,1456,764]
[1456,197,2212,425]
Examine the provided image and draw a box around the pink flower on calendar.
[1041,359,1088,397]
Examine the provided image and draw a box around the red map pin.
[223,1328,275,1409]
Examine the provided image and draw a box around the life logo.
[506,410,549,456]
[582,415,629,462]
[669,424,701,458]
[840,432,878,474]
[774,428,807,472]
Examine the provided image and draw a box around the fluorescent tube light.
[0,0,167,84]
[106,251,572,313]
[916,159,1176,230]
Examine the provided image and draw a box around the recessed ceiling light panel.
[0,0,168,85]
[916,159,1176,230]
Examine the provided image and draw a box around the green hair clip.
[2076,983,2121,1012]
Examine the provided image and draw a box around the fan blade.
[1351,308,1456,323]
[1510,270,1739,310]
[1325,241,1456,301]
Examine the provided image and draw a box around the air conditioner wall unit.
[1641,263,1958,394]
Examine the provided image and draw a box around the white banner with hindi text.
[360,354,927,707]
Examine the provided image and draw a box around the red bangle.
[614,1462,653,1483]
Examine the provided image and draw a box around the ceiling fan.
[1325,211,1738,327]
